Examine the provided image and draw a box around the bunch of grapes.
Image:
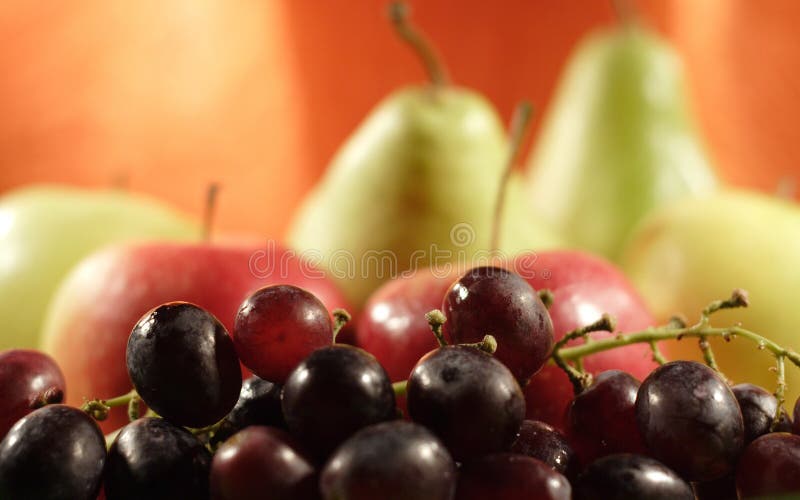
[2,268,800,499]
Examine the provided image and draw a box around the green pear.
[620,189,800,406]
[287,5,562,306]
[288,88,562,305]
[526,23,718,260]
[0,185,199,349]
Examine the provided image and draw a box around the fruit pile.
[2,266,800,499]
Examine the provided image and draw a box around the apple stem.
[490,101,534,255]
[202,183,221,242]
[425,309,449,347]
[388,2,450,88]
[537,289,554,310]
[332,308,352,343]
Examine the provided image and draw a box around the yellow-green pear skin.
[288,87,563,306]
[526,25,718,260]
[620,189,800,405]
[0,185,199,349]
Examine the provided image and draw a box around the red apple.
[356,269,455,382]
[40,240,349,431]
[512,250,657,430]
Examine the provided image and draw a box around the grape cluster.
[2,273,800,499]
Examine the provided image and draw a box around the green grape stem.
[81,388,139,421]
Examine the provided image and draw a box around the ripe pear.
[620,189,800,407]
[526,23,718,260]
[287,5,562,306]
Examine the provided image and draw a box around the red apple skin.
[512,251,657,430]
[41,241,349,432]
[355,269,455,383]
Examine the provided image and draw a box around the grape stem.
[425,309,448,347]
[82,389,139,421]
[552,289,800,426]
[393,381,407,398]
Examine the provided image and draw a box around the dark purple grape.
[282,345,395,460]
[233,285,333,384]
[732,383,783,443]
[455,453,570,500]
[692,475,737,500]
[0,349,65,439]
[573,454,693,500]
[0,405,105,500]
[777,408,794,433]
[443,266,554,381]
[104,417,211,500]
[635,361,744,481]
[126,302,242,428]
[407,345,525,462]
[211,426,318,500]
[566,370,646,465]
[735,432,800,498]
[793,395,800,435]
[214,376,285,444]
[510,420,577,478]
[320,420,456,500]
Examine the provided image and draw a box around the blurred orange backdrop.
[0,0,798,238]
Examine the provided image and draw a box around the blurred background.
[1,0,798,238]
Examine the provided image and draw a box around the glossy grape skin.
[735,433,800,498]
[635,361,744,481]
[732,383,783,444]
[0,349,65,439]
[356,270,454,382]
[282,345,396,460]
[320,421,456,500]
[792,395,800,435]
[566,370,646,465]
[214,376,285,444]
[0,405,105,500]
[573,454,693,500]
[104,417,211,500]
[692,475,737,500]
[233,285,333,384]
[127,302,242,428]
[510,420,577,478]
[210,426,318,500]
[443,266,554,382]
[455,453,570,500]
[407,345,525,462]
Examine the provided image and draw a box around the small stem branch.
[460,334,498,355]
[773,355,787,430]
[393,381,407,398]
[82,389,139,421]
[649,340,667,365]
[537,289,554,310]
[332,309,352,343]
[425,309,448,347]
[491,101,533,254]
[388,2,449,87]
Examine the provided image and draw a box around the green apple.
[620,189,800,406]
[287,6,562,306]
[0,185,199,349]
[526,23,718,260]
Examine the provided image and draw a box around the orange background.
[1,0,798,238]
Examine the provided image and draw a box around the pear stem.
[490,101,534,254]
[611,0,638,27]
[388,2,449,88]
[202,183,220,242]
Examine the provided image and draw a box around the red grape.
[443,266,553,382]
[233,285,333,383]
[0,349,65,439]
[510,420,577,478]
[210,426,318,500]
[407,345,525,461]
[565,370,646,465]
[636,361,744,481]
[455,453,571,500]
[573,453,693,499]
[735,432,800,498]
